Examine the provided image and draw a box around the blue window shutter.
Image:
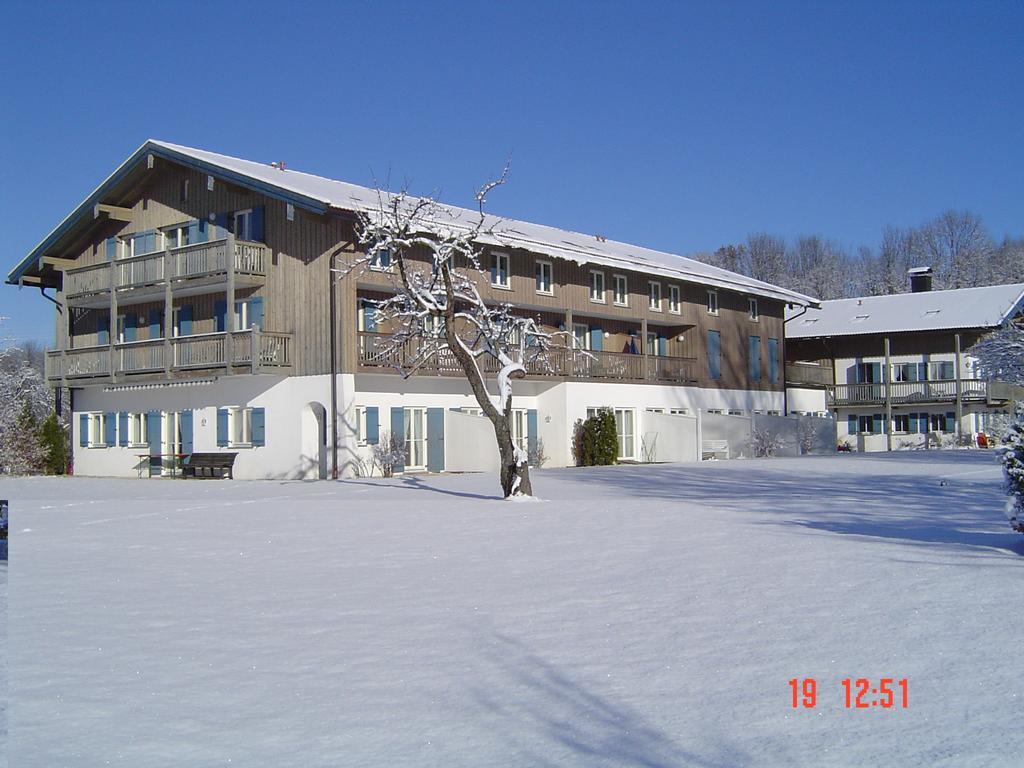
[252,408,266,446]
[426,407,445,472]
[180,410,193,454]
[179,305,193,336]
[248,297,264,330]
[214,300,227,333]
[390,407,405,473]
[186,219,199,245]
[658,336,667,357]
[103,412,115,446]
[215,213,229,239]
[251,206,265,242]
[590,327,603,352]
[97,312,110,345]
[848,414,858,435]
[873,414,883,434]
[768,339,779,383]
[946,412,956,433]
[79,413,89,446]
[118,412,129,446]
[216,409,228,446]
[124,313,137,342]
[146,411,162,454]
[106,237,117,261]
[708,331,721,380]
[527,409,538,458]
[366,407,379,445]
[148,308,162,339]
[197,219,209,243]
[871,363,881,383]
[749,336,761,381]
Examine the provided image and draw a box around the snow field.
[2,451,1022,767]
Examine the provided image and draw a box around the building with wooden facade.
[786,273,1024,451]
[7,141,818,478]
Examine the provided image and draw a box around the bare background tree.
[343,172,560,498]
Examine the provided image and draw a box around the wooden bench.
[701,440,729,460]
[182,452,238,479]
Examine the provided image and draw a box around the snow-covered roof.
[7,140,818,306]
[786,283,1024,338]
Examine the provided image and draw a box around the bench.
[182,452,238,479]
[701,440,729,460]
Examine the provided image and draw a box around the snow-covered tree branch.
[969,325,1024,386]
[340,171,564,498]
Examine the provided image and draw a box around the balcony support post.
[641,317,649,381]
[954,333,963,443]
[164,250,173,376]
[109,259,118,383]
[226,233,236,372]
[565,309,573,377]
[251,326,261,375]
[884,336,892,452]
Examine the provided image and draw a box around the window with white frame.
[404,407,427,470]
[234,209,254,241]
[646,408,665,414]
[163,411,184,458]
[163,224,191,250]
[354,407,367,445]
[229,407,253,447]
[614,408,636,460]
[767,410,781,416]
[535,260,553,294]
[707,408,724,415]
[613,274,628,306]
[748,298,759,321]
[707,290,719,315]
[728,409,744,416]
[462,407,483,417]
[670,408,690,416]
[369,244,392,271]
[586,407,605,420]
[668,285,680,314]
[87,412,107,447]
[491,253,510,288]
[893,413,911,433]
[589,270,606,303]
[648,281,662,311]
[572,322,591,350]
[128,413,147,447]
[510,409,528,455]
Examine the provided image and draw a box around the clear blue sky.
[2,0,1021,344]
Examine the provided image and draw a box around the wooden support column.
[884,336,892,452]
[251,326,261,375]
[226,233,236,371]
[641,317,649,380]
[954,332,963,443]
[163,249,173,376]
[109,259,118,383]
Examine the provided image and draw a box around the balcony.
[356,332,698,384]
[832,379,998,407]
[45,329,292,383]
[63,238,269,308]
[785,361,834,388]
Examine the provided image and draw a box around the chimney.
[908,266,933,293]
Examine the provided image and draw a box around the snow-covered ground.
[2,452,1022,767]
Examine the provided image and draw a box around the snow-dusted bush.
[0,346,54,475]
[580,410,617,466]
[796,418,816,455]
[371,431,407,478]
[527,437,548,469]
[750,428,784,458]
[1001,405,1024,533]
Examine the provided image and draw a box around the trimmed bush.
[580,409,618,466]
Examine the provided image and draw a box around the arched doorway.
[301,402,328,479]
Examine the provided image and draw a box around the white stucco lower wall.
[787,387,829,415]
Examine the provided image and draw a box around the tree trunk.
[491,413,532,498]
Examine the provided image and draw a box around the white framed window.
[670,408,690,416]
[462,407,483,417]
[116,313,128,344]
[668,285,681,314]
[354,407,367,445]
[234,209,254,241]
[572,322,591,350]
[707,290,719,315]
[646,408,665,414]
[893,413,911,434]
[87,412,107,447]
[491,252,511,288]
[228,407,253,447]
[586,407,602,420]
[614,408,636,460]
[707,408,724,415]
[535,260,553,295]
[613,274,628,306]
[404,407,427,470]
[767,410,781,416]
[128,412,147,447]
[748,298,759,321]
[510,409,528,455]
[648,281,662,311]
[646,331,657,354]
[369,247,392,271]
[589,270,606,303]
[164,411,184,457]
[728,409,744,416]
[163,224,191,250]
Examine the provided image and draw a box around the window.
[122,230,159,259]
[612,275,628,306]
[856,362,881,383]
[229,407,253,447]
[354,407,368,445]
[931,412,956,433]
[491,253,510,288]
[510,409,528,455]
[668,285,681,314]
[369,245,392,271]
[749,335,761,381]
[614,408,636,460]
[404,407,427,469]
[127,413,147,447]
[858,415,877,434]
[670,408,690,416]
[586,407,602,420]
[728,409,744,416]
[646,407,665,414]
[535,260,553,294]
[748,298,759,321]
[646,331,657,355]
[929,361,955,381]
[767,410,781,416]
[648,281,662,311]
[589,270,606,303]
[572,322,591,350]
[893,414,911,433]
[892,363,927,382]
[707,409,724,415]
[87,412,108,447]
[707,290,719,315]
[180,178,189,202]
[462,407,483,417]
[234,209,254,241]
[707,330,721,380]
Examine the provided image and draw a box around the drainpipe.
[329,250,339,480]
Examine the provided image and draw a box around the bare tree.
[970,325,1024,386]
[921,210,990,289]
[343,171,559,498]
[745,233,787,287]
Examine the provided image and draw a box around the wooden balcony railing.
[356,332,697,384]
[786,361,834,387]
[64,238,269,297]
[832,379,991,406]
[45,329,291,382]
